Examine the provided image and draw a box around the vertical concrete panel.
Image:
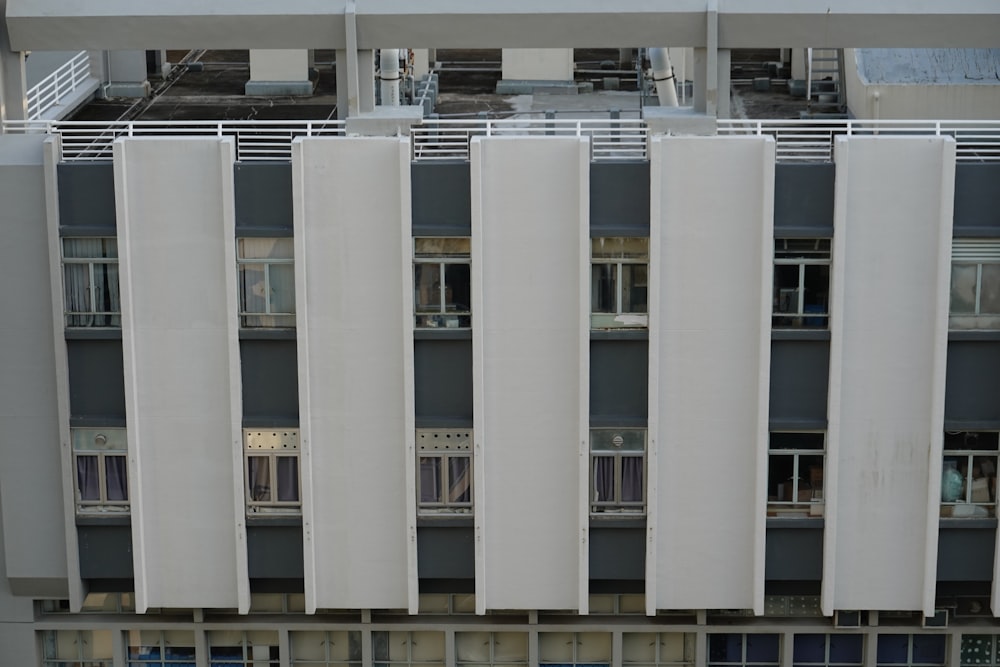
[473,137,588,611]
[648,136,773,612]
[0,469,43,666]
[294,138,412,611]
[0,135,69,595]
[114,138,247,611]
[824,137,954,614]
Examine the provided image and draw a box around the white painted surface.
[249,49,309,82]
[823,136,954,614]
[114,138,247,612]
[501,49,573,81]
[0,135,69,595]
[648,136,773,612]
[294,137,411,612]
[473,136,588,611]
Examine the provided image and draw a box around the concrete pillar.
[246,49,312,96]
[412,49,431,80]
[0,0,28,123]
[97,50,150,98]
[335,48,375,119]
[497,48,575,94]
[692,47,730,117]
[792,48,807,81]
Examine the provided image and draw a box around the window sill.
[766,517,824,528]
[771,329,831,341]
[239,328,297,340]
[76,514,131,526]
[417,515,475,528]
[65,327,122,340]
[949,330,1000,341]
[939,517,997,529]
[246,514,302,527]
[589,516,646,528]
[590,329,648,341]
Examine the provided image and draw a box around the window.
[589,593,646,615]
[414,237,471,328]
[249,592,305,613]
[62,237,120,327]
[767,432,825,518]
[209,631,279,667]
[591,237,648,329]
[290,631,361,667]
[237,237,296,328]
[540,632,612,667]
[962,635,1000,667]
[127,630,196,667]
[591,429,646,515]
[623,633,695,667]
[418,593,476,614]
[793,635,863,667]
[245,429,301,514]
[417,429,473,515]
[457,632,528,667]
[876,635,945,667]
[950,240,1000,330]
[942,431,998,518]
[708,635,780,667]
[73,427,128,514]
[773,239,831,329]
[373,631,445,667]
[42,630,114,667]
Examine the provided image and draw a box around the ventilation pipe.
[379,48,401,106]
[648,47,679,107]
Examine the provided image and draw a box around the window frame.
[772,238,831,330]
[961,634,1000,667]
[456,631,529,667]
[289,630,362,667]
[767,432,825,518]
[236,237,296,329]
[43,629,115,667]
[708,634,781,667]
[244,429,301,514]
[62,236,121,328]
[208,630,280,667]
[127,630,197,667]
[950,240,1000,330]
[622,632,696,667]
[792,634,864,667]
[413,237,472,329]
[539,632,613,667]
[591,236,649,330]
[417,429,473,516]
[875,634,946,667]
[942,431,998,518]
[72,427,129,515]
[590,428,647,516]
[372,630,446,667]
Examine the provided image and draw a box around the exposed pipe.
[648,47,679,107]
[379,48,400,107]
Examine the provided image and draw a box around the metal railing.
[2,119,346,161]
[26,51,92,121]
[718,119,1000,163]
[411,118,649,162]
[4,117,1000,164]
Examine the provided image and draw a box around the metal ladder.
[806,48,847,115]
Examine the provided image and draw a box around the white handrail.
[25,51,92,121]
[4,117,1000,163]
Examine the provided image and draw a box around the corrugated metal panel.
[953,239,1000,261]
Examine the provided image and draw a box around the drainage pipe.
[648,47,679,107]
[379,48,401,106]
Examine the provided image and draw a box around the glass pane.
[105,455,128,501]
[539,633,574,663]
[64,237,118,259]
[961,635,993,666]
[622,264,648,314]
[745,635,779,663]
[248,456,271,502]
[981,264,1000,314]
[448,456,472,503]
[621,456,644,503]
[76,455,100,501]
[457,633,491,663]
[591,429,645,452]
[951,264,979,314]
[793,635,826,664]
[415,264,442,313]
[94,262,120,318]
[420,457,442,503]
[774,265,802,312]
[415,237,471,257]
[269,263,296,314]
[592,237,649,260]
[578,633,612,662]
[623,634,657,662]
[276,456,299,502]
[84,630,115,659]
[770,433,825,450]
[709,635,743,664]
[592,264,616,313]
[64,263,92,315]
[239,263,268,314]
[829,635,863,665]
[239,237,293,260]
[877,635,910,665]
[444,263,471,314]
[912,635,946,665]
[802,264,830,326]
[494,633,528,663]
[411,632,445,661]
[72,428,127,451]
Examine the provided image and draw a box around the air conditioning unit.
[834,610,863,628]
[923,609,949,628]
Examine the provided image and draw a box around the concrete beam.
[7,0,1000,51]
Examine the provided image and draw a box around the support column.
[336,49,375,119]
[98,50,150,98]
[497,48,575,94]
[246,49,312,96]
[0,0,28,123]
[692,48,730,118]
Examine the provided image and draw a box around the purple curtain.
[105,455,128,501]
[621,457,643,502]
[76,456,100,501]
[593,456,614,503]
[276,456,299,502]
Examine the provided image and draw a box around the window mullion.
[88,261,97,314]
[797,263,806,316]
[977,263,984,315]
[439,262,447,315]
[616,262,624,315]
[263,262,272,315]
[97,453,108,504]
